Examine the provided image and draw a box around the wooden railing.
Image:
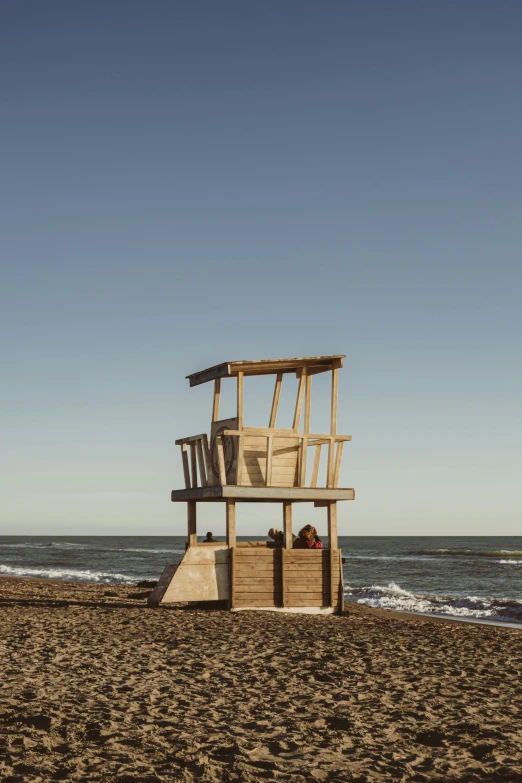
[175,434,213,489]
[221,427,351,489]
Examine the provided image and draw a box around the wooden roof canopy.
[187,355,345,387]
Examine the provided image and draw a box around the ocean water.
[1,535,522,626]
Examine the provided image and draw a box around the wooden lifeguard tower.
[148,356,354,614]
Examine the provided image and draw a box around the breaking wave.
[345,582,522,625]
[0,564,139,584]
[413,548,522,559]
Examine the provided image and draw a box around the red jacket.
[293,538,323,549]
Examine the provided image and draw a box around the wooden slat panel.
[233,600,279,607]
[196,439,207,487]
[202,434,213,488]
[269,373,283,428]
[235,549,276,557]
[242,466,298,478]
[234,592,281,600]
[212,378,221,422]
[310,443,321,488]
[230,546,235,609]
[234,577,280,586]
[217,437,227,485]
[189,443,198,488]
[333,441,344,488]
[181,443,191,489]
[243,456,298,467]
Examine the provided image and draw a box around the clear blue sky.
[1,1,521,536]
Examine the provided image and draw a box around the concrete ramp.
[149,546,230,606]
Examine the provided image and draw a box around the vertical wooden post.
[196,439,207,487]
[230,546,236,610]
[266,435,273,486]
[269,373,283,427]
[237,371,244,429]
[327,501,338,550]
[280,547,286,608]
[202,434,213,487]
[187,501,197,548]
[330,366,338,435]
[189,443,198,488]
[236,371,244,485]
[293,370,306,431]
[329,547,336,609]
[338,549,345,615]
[310,444,322,488]
[212,378,221,422]
[216,436,227,486]
[226,499,236,548]
[283,501,293,549]
[327,367,338,488]
[299,371,311,486]
[333,441,344,488]
[181,444,191,489]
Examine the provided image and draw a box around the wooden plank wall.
[232,549,342,611]
[241,435,299,488]
[232,548,282,608]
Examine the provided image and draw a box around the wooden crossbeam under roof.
[186,355,345,387]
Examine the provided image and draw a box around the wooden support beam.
[330,367,338,435]
[202,434,213,487]
[326,444,334,487]
[269,373,283,428]
[293,369,306,431]
[189,443,198,488]
[223,428,351,441]
[187,501,197,548]
[283,501,293,549]
[181,443,191,489]
[338,549,345,615]
[329,547,336,608]
[196,439,207,487]
[212,378,221,422]
[230,546,236,609]
[327,501,338,550]
[327,367,339,488]
[310,444,321,488]
[236,372,244,486]
[299,372,311,486]
[237,371,244,429]
[281,548,286,607]
[216,436,227,486]
[333,441,344,489]
[266,435,273,486]
[226,499,236,548]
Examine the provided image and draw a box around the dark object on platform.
[136,580,158,588]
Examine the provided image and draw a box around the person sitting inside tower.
[202,531,217,543]
[293,525,323,549]
[267,528,284,545]
[268,528,297,546]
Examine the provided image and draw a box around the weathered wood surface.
[171,486,355,502]
[226,499,236,548]
[231,547,342,612]
[147,564,178,606]
[186,356,345,386]
[269,373,283,427]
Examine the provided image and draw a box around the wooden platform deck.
[171,486,355,503]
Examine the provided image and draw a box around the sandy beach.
[1,577,521,782]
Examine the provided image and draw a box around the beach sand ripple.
[1,577,522,782]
